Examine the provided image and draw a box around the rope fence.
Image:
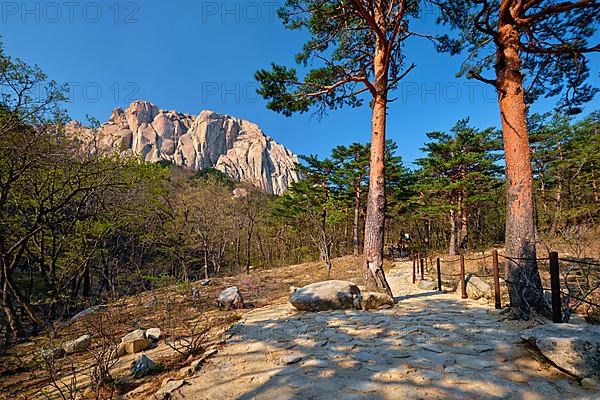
[411,250,600,323]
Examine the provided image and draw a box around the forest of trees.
[257,0,598,319]
[1,1,599,341]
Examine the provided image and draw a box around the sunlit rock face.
[66,100,299,195]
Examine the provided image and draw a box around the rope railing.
[410,250,600,322]
[558,257,600,268]
[463,254,490,262]
[560,289,600,308]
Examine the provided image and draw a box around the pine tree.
[331,143,371,257]
[256,1,430,296]
[415,119,503,255]
[436,0,599,319]
[277,155,343,276]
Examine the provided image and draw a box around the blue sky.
[2,0,598,167]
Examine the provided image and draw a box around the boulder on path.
[63,334,91,354]
[289,280,361,311]
[466,275,492,300]
[131,354,156,378]
[217,286,244,310]
[520,323,600,379]
[360,292,394,310]
[121,329,151,354]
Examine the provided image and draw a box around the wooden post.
[492,250,501,309]
[436,258,442,292]
[412,256,416,284]
[420,258,424,280]
[460,255,467,299]
[549,251,562,323]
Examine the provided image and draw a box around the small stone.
[581,377,597,390]
[153,379,186,400]
[144,299,157,308]
[472,344,495,353]
[421,344,443,353]
[281,354,303,365]
[40,347,65,360]
[466,275,492,300]
[63,334,91,354]
[121,329,151,354]
[121,329,146,343]
[302,358,329,368]
[388,351,412,359]
[70,305,107,322]
[202,348,218,358]
[146,328,162,341]
[130,355,156,378]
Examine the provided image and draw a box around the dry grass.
[0,255,379,399]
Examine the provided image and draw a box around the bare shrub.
[84,313,119,398]
[157,289,209,358]
[164,318,209,358]
[39,350,80,400]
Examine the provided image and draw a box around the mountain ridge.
[66,100,299,195]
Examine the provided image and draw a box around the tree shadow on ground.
[180,292,588,400]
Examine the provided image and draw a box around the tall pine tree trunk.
[460,187,468,248]
[449,208,457,256]
[496,21,545,319]
[362,39,392,297]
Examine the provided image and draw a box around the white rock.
[121,329,146,343]
[146,328,162,341]
[65,100,299,195]
[289,280,361,311]
[521,323,600,379]
[70,305,107,322]
[466,275,492,300]
[153,379,186,400]
[217,286,244,310]
[121,329,151,354]
[63,334,91,354]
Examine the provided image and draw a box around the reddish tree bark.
[495,19,545,318]
[362,36,393,297]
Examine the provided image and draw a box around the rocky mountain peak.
[66,101,299,195]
